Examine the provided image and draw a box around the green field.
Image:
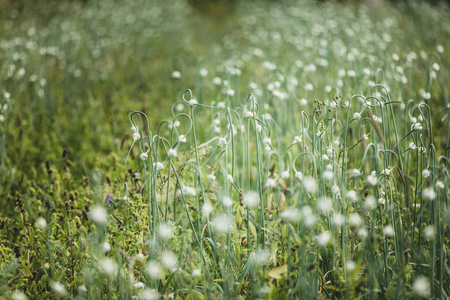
[0,0,449,299]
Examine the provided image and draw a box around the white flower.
[304,83,313,91]
[263,138,271,145]
[199,69,208,77]
[212,214,230,234]
[154,162,164,171]
[315,231,331,246]
[332,213,345,226]
[352,169,361,177]
[381,169,391,176]
[293,136,302,143]
[202,203,213,215]
[217,102,225,109]
[424,225,435,240]
[303,177,317,193]
[383,225,394,236]
[140,152,149,160]
[51,282,67,296]
[178,135,187,143]
[244,111,253,118]
[146,261,162,279]
[11,291,28,300]
[167,148,177,158]
[208,174,216,181]
[35,217,47,229]
[89,206,107,224]
[192,269,201,277]
[322,154,330,161]
[301,206,317,227]
[412,276,430,297]
[423,188,436,201]
[353,112,361,120]
[295,171,303,180]
[171,71,181,79]
[212,77,222,85]
[256,124,262,132]
[349,213,362,226]
[281,208,301,222]
[412,123,423,131]
[322,170,333,182]
[410,116,417,123]
[134,281,145,289]
[182,186,196,197]
[226,89,235,96]
[227,174,233,183]
[218,137,227,145]
[348,70,356,77]
[318,197,332,213]
[100,258,118,275]
[436,181,444,189]
[266,178,276,188]
[161,251,177,271]
[299,98,308,106]
[346,190,358,202]
[331,185,340,194]
[364,196,377,210]
[102,242,111,251]
[223,197,232,207]
[244,191,259,208]
[422,169,430,178]
[281,171,289,179]
[133,132,141,141]
[409,142,416,150]
[157,223,173,240]
[189,99,198,107]
[357,228,368,239]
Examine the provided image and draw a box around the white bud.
[167,148,177,158]
[178,135,187,143]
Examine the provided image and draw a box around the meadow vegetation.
[0,0,449,299]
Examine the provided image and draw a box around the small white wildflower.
[100,258,118,275]
[192,269,201,277]
[244,111,253,118]
[263,137,271,145]
[133,132,141,141]
[227,174,233,183]
[154,162,164,171]
[326,164,333,171]
[189,99,198,107]
[161,251,177,271]
[436,181,444,189]
[255,124,262,132]
[208,174,216,181]
[89,206,107,224]
[322,154,330,161]
[212,214,230,234]
[409,142,416,150]
[346,190,358,202]
[318,197,333,213]
[332,213,345,226]
[381,169,391,176]
[349,213,362,227]
[212,77,222,85]
[281,208,301,222]
[293,136,302,143]
[299,98,308,106]
[218,137,227,145]
[331,185,340,194]
[217,102,225,109]
[383,225,394,236]
[11,291,28,300]
[304,83,314,91]
[178,135,187,143]
[157,223,173,240]
[315,231,331,246]
[35,217,47,230]
[412,123,423,131]
[422,169,430,178]
[301,206,317,227]
[420,147,427,153]
[223,197,232,208]
[347,70,356,77]
[78,285,87,293]
[424,225,435,240]
[346,260,356,271]
[199,69,208,77]
[140,152,149,160]
[353,112,361,120]
[102,242,111,252]
[244,191,259,208]
[352,169,361,177]
[412,276,430,297]
[378,197,386,205]
[134,281,145,289]
[364,196,377,210]
[171,71,181,79]
[322,170,333,182]
[295,171,303,180]
[423,188,436,201]
[167,148,177,158]
[226,89,235,96]
[182,186,196,197]
[266,178,276,188]
[326,148,333,157]
[281,171,289,179]
[51,282,67,296]
[357,228,368,239]
[202,203,213,215]
[146,261,162,279]
[303,177,317,193]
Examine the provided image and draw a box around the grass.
[0,0,449,299]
